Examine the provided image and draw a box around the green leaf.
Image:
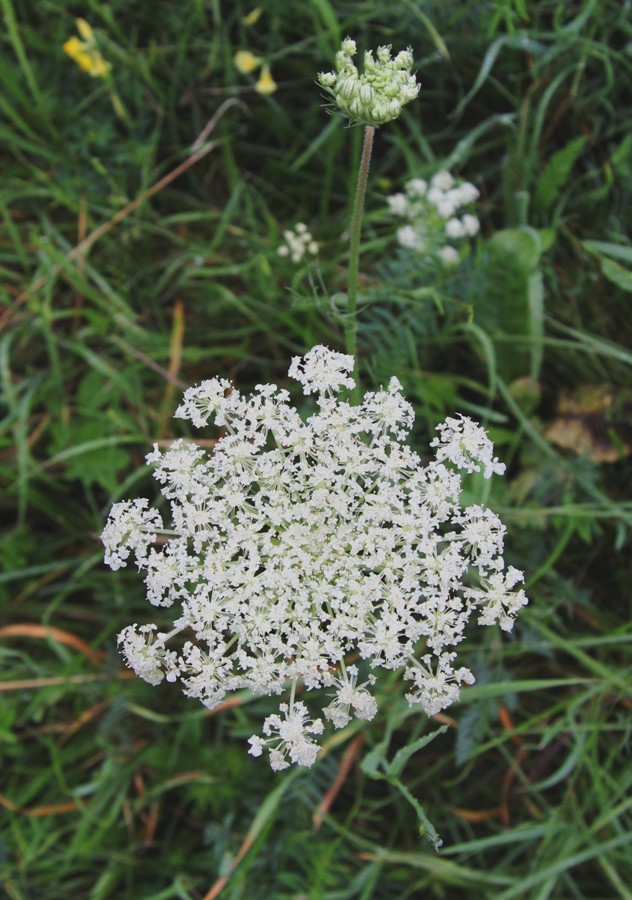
[387,726,447,778]
[533,135,586,214]
[527,267,544,381]
[599,257,632,293]
[386,725,448,777]
[536,228,556,252]
[359,742,388,780]
[474,227,544,380]
[583,241,632,293]
[45,424,139,491]
[390,777,443,850]
[583,240,632,265]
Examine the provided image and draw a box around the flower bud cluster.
[103,346,527,770]
[277,222,319,263]
[318,37,420,127]
[388,171,480,266]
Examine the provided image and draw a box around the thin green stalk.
[345,124,375,390]
[1,0,46,111]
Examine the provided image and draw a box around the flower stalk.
[345,124,375,384]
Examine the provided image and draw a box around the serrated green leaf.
[387,726,447,778]
[390,777,443,850]
[360,742,388,779]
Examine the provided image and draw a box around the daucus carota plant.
[103,39,527,773]
[103,346,527,771]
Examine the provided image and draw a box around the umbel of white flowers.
[318,37,420,126]
[388,170,481,267]
[103,346,527,771]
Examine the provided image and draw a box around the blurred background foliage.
[1,0,632,897]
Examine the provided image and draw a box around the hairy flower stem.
[345,125,375,397]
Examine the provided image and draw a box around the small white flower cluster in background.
[318,37,420,127]
[388,171,480,267]
[103,345,527,771]
[277,222,319,264]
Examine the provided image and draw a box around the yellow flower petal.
[242,7,262,26]
[234,49,262,74]
[88,57,111,78]
[76,18,94,41]
[76,50,97,73]
[63,36,83,59]
[255,63,277,96]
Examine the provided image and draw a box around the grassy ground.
[2,0,632,897]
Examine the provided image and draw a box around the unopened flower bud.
[318,36,420,127]
[394,49,414,68]
[359,82,374,104]
[341,37,356,55]
[336,75,357,100]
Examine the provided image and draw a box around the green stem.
[345,125,375,391]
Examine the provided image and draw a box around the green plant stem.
[345,124,375,390]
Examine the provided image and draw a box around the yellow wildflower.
[76,18,94,40]
[234,50,262,74]
[255,63,277,96]
[63,18,111,78]
[242,7,262,26]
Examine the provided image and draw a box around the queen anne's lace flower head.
[248,699,324,771]
[277,223,319,263]
[103,346,527,770]
[318,37,420,127]
[323,665,377,728]
[288,344,355,395]
[430,414,505,478]
[387,170,480,266]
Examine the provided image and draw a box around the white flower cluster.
[318,37,420,127]
[103,346,527,771]
[388,171,480,266]
[277,222,319,264]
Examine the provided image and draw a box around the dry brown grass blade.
[158,298,186,436]
[0,794,84,816]
[451,805,505,822]
[0,623,105,663]
[0,671,134,692]
[313,733,364,831]
[57,699,111,746]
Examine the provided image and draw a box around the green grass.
[2,0,632,897]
